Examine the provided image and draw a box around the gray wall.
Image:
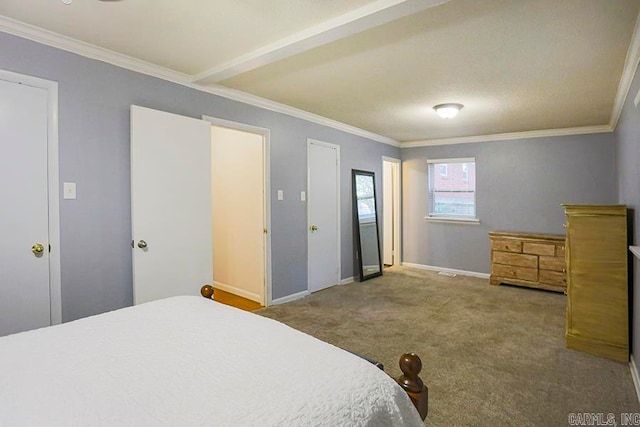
[402,133,618,274]
[616,64,640,367]
[0,32,399,321]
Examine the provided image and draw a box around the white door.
[211,125,265,304]
[382,158,401,267]
[131,106,213,304]
[0,79,51,336]
[308,139,340,292]
[383,161,395,265]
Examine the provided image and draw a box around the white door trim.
[382,156,402,266]
[202,115,272,307]
[0,69,61,325]
[307,138,341,290]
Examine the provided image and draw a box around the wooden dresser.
[563,204,628,362]
[489,231,566,293]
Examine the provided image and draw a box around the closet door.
[0,78,51,336]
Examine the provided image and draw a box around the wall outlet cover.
[63,182,76,200]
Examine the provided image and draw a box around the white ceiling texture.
[1,0,639,146]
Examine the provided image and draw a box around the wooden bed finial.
[397,353,428,420]
[200,285,214,299]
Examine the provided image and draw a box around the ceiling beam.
[192,0,451,85]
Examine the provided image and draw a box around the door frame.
[382,156,402,266]
[0,69,61,325]
[307,138,341,291]
[203,115,272,307]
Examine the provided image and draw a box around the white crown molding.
[0,15,399,147]
[610,10,640,129]
[400,124,613,148]
[203,84,400,146]
[192,0,451,85]
[1,9,636,150]
[0,15,192,85]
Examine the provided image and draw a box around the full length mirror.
[352,169,382,281]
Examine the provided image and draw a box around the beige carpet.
[257,266,640,426]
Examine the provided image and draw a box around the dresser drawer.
[491,264,538,282]
[539,269,566,287]
[492,251,537,268]
[539,256,565,272]
[523,242,555,256]
[491,239,522,253]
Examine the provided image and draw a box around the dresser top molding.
[562,204,627,216]
[489,231,565,242]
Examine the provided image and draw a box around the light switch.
[634,88,640,108]
[300,191,306,202]
[277,190,283,201]
[63,182,76,200]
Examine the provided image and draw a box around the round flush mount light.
[433,103,464,119]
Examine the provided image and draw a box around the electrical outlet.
[63,182,76,200]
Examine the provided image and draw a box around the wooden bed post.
[200,285,214,299]
[397,353,428,420]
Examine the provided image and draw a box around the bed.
[0,287,428,426]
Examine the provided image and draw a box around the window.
[427,158,476,221]
[355,174,376,223]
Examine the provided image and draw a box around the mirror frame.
[352,169,383,281]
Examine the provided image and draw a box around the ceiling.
[1,0,639,144]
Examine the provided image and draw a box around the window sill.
[424,216,480,224]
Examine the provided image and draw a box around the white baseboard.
[340,277,354,285]
[401,262,490,279]
[271,290,310,305]
[630,354,640,404]
[213,281,262,304]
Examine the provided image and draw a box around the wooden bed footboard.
[200,285,428,421]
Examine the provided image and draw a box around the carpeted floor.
[257,266,640,426]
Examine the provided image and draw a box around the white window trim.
[427,157,475,164]
[427,157,478,223]
[424,216,480,224]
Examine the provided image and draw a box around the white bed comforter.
[0,296,423,426]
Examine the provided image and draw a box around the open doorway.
[205,116,272,310]
[382,157,401,267]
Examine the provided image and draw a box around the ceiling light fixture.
[434,103,464,119]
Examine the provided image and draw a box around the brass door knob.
[32,243,45,254]
[310,225,318,231]
[137,240,148,249]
